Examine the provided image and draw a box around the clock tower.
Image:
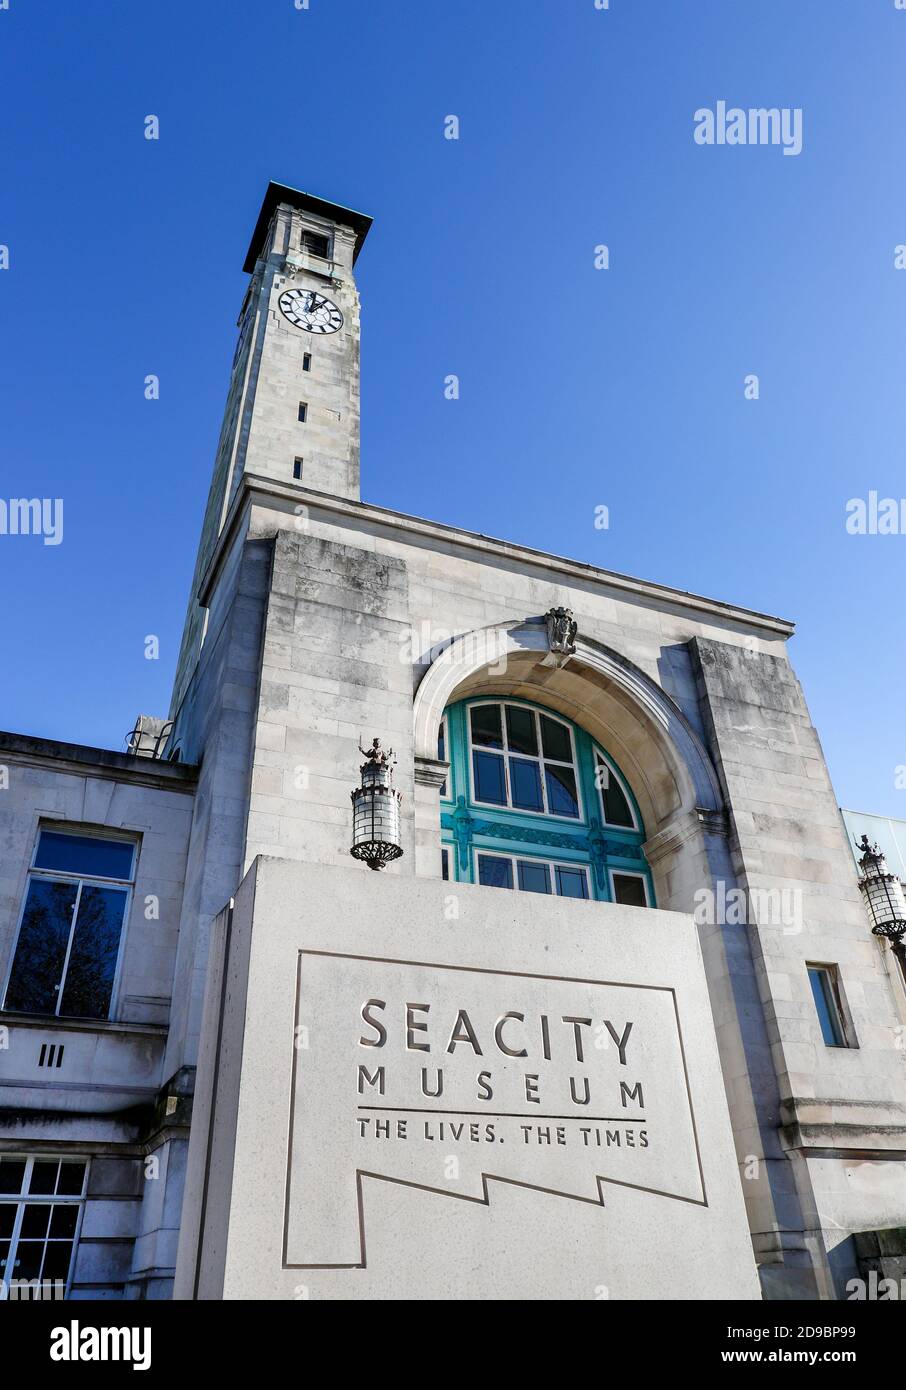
[228,182,371,502]
[172,183,372,710]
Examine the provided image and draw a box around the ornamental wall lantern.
[350,738,403,871]
[856,833,906,986]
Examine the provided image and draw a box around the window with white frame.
[469,701,581,819]
[609,869,650,908]
[477,851,590,900]
[3,828,136,1021]
[0,1155,88,1297]
[440,697,654,906]
[807,963,852,1048]
[595,752,638,829]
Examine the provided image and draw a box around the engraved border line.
[282,949,709,1271]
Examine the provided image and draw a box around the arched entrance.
[412,619,728,912]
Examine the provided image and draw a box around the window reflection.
[469,702,580,820]
[4,830,135,1020]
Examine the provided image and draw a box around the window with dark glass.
[611,872,648,908]
[556,865,590,899]
[3,830,135,1021]
[469,702,579,819]
[293,458,303,480]
[438,719,448,798]
[301,230,330,259]
[477,854,514,890]
[517,860,551,895]
[477,853,589,900]
[0,1156,87,1297]
[596,754,635,828]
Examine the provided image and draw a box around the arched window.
[438,697,654,907]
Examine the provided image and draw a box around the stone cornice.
[780,1095,906,1153]
[643,807,729,867]
[0,1012,168,1039]
[199,473,796,639]
[0,731,198,791]
[414,756,449,789]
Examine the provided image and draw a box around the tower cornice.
[243,181,373,273]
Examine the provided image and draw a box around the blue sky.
[1,0,904,816]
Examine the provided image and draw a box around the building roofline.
[242,181,373,273]
[0,730,198,789]
[840,806,906,827]
[199,473,796,639]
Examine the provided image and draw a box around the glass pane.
[441,849,449,882]
[808,968,844,1047]
[14,1240,44,1281]
[49,1205,78,1239]
[556,866,589,899]
[4,880,77,1014]
[477,856,513,890]
[34,831,134,881]
[473,751,507,806]
[0,1204,16,1238]
[28,1162,58,1196]
[601,763,634,827]
[545,764,579,818]
[59,885,127,1019]
[612,874,648,908]
[42,1240,74,1282]
[470,704,503,749]
[517,861,551,895]
[540,715,572,763]
[509,757,544,812]
[0,1242,9,1272]
[0,1160,26,1196]
[56,1162,86,1197]
[438,722,447,798]
[20,1204,51,1239]
[505,705,537,756]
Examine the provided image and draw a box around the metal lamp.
[350,738,403,871]
[856,833,906,985]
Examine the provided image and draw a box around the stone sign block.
[176,858,760,1301]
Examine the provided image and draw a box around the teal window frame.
[439,697,654,906]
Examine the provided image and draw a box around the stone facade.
[0,735,196,1297]
[1,185,904,1300]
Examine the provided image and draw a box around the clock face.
[278,288,344,335]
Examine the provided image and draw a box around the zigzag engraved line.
[283,1167,708,1270]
